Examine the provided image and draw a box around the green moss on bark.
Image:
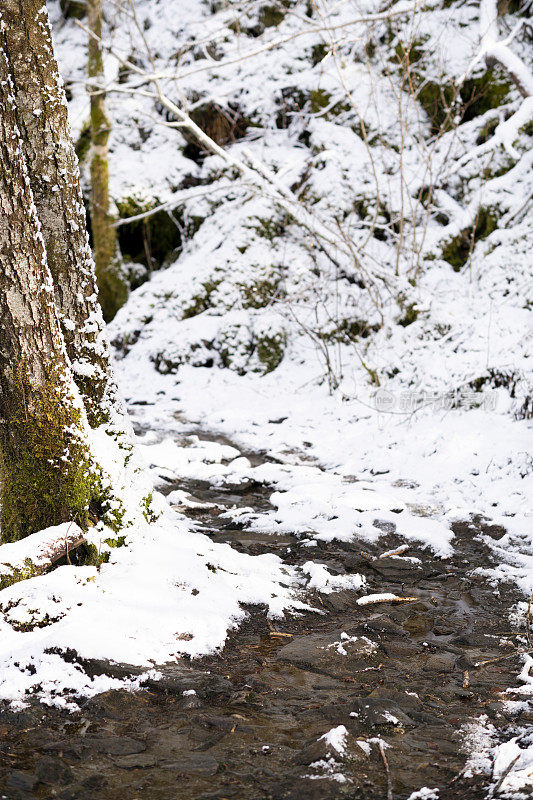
[0,366,100,543]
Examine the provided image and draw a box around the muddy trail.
[0,429,530,800]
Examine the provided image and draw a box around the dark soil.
[0,432,529,800]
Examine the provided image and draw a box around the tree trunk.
[0,32,98,542]
[87,0,128,323]
[1,0,125,425]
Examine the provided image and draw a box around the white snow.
[356,593,411,605]
[302,562,365,594]
[319,724,349,756]
[325,633,376,657]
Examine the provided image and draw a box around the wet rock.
[35,756,74,785]
[7,771,37,792]
[146,665,232,699]
[321,590,358,612]
[351,698,416,728]
[424,653,457,673]
[69,657,144,682]
[372,519,397,534]
[382,640,421,658]
[292,732,366,767]
[58,777,108,800]
[42,739,84,759]
[432,618,456,635]
[450,632,488,646]
[362,614,406,636]
[276,631,380,677]
[163,751,218,775]
[292,737,334,765]
[0,710,39,730]
[369,556,422,579]
[367,686,423,711]
[286,780,348,800]
[180,692,202,710]
[82,774,107,790]
[193,713,238,731]
[403,613,433,635]
[59,787,87,800]
[89,736,146,755]
[115,753,157,769]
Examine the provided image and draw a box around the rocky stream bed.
[0,428,531,800]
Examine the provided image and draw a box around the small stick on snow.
[356,593,417,606]
[378,545,409,559]
[490,754,520,797]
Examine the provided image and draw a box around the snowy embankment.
[0,432,310,709]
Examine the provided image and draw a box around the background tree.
[87,0,128,322]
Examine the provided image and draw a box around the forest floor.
[0,422,529,800]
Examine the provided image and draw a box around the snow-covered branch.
[0,523,86,590]
[478,0,533,97]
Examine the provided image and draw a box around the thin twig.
[473,647,533,668]
[525,589,533,649]
[378,740,393,800]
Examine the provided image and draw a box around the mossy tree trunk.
[0,33,99,542]
[1,0,125,425]
[87,0,128,322]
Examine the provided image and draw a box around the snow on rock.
[325,633,376,657]
[302,562,365,594]
[319,725,349,756]
[406,789,440,800]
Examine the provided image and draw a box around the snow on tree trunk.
[0,33,99,543]
[1,0,124,426]
[87,0,128,322]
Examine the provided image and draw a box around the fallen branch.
[0,522,86,591]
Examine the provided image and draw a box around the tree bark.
[1,0,124,425]
[87,0,128,323]
[0,29,98,542]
